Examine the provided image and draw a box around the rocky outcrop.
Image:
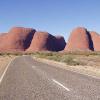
[27,31,57,52]
[0,29,66,52]
[0,27,36,52]
[64,27,94,51]
[55,36,66,51]
[0,26,100,52]
[90,31,100,51]
[27,31,49,52]
[27,31,66,52]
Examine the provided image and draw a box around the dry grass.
[31,51,100,67]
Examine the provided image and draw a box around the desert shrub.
[60,55,79,66]
[47,55,61,61]
[31,51,92,66]
[34,52,53,58]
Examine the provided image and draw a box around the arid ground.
[32,52,100,78]
[0,52,100,79]
[0,54,15,78]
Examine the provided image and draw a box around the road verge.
[33,56,100,79]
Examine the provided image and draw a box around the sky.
[0,0,100,41]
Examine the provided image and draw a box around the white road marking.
[52,79,70,91]
[0,56,19,84]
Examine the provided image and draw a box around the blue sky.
[0,0,100,41]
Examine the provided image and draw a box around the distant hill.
[0,26,100,52]
[0,27,66,52]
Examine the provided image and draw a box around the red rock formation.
[55,36,66,51]
[1,26,100,52]
[0,33,7,36]
[27,31,51,52]
[0,27,36,52]
[65,27,92,51]
[90,31,100,51]
[27,31,67,52]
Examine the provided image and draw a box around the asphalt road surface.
[0,55,100,100]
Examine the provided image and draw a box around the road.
[0,55,100,100]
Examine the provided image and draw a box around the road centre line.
[52,79,70,91]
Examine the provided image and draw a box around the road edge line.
[0,56,19,84]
